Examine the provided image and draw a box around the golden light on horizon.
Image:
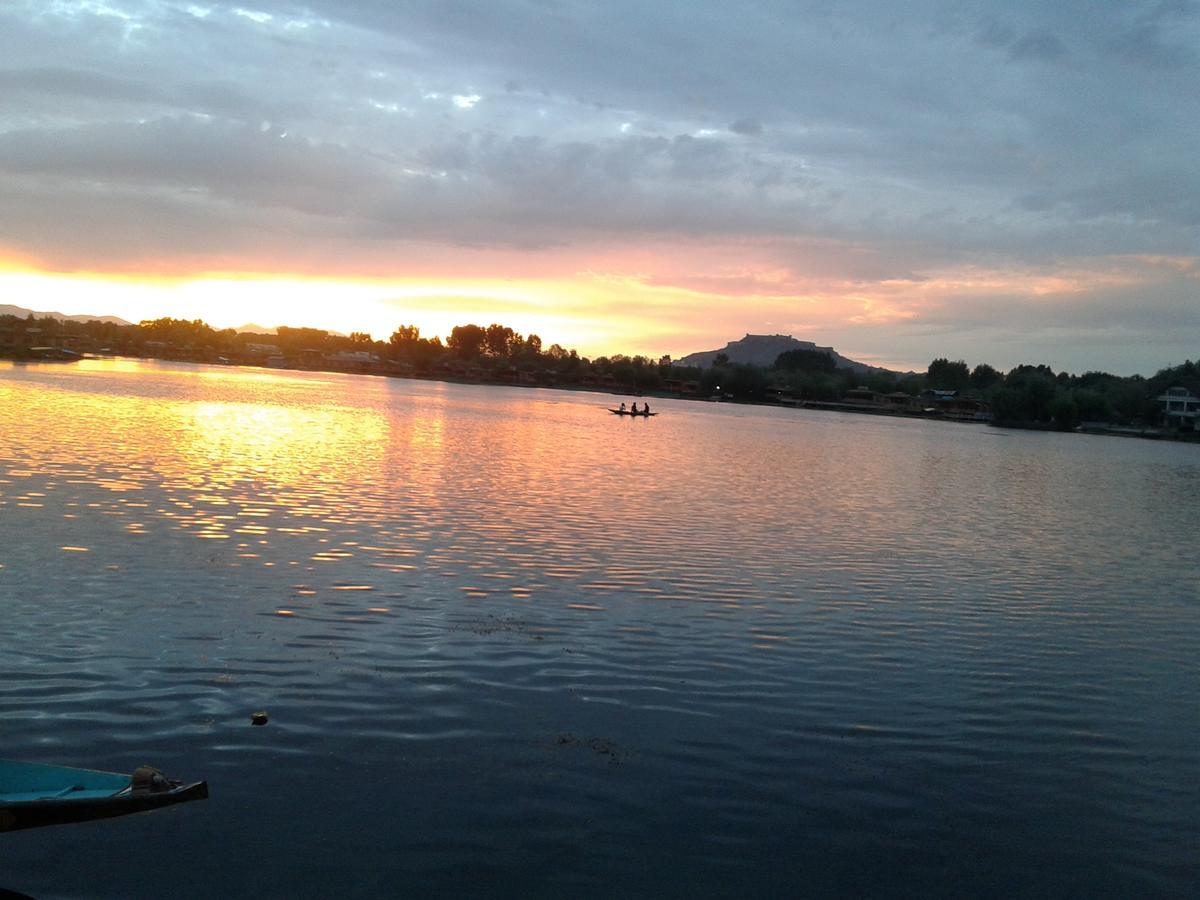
[0,265,699,358]
[5,250,1190,374]
[0,268,623,350]
[0,260,995,372]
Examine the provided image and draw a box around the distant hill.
[0,304,132,326]
[233,323,349,337]
[678,334,902,377]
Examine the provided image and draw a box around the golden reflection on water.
[12,356,1187,632]
[408,415,445,454]
[0,363,413,562]
[182,400,388,491]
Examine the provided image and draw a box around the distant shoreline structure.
[4,351,1195,443]
[3,310,1198,441]
[678,333,910,378]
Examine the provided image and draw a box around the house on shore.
[326,350,381,373]
[843,388,920,412]
[664,379,702,397]
[1157,386,1200,430]
[918,389,992,421]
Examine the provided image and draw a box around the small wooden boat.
[608,409,658,416]
[0,760,207,832]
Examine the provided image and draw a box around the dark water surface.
[1,359,1197,898]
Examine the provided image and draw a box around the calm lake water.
[1,359,1197,898]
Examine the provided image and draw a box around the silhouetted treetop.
[775,348,837,373]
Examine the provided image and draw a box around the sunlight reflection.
[182,400,387,491]
[407,415,445,454]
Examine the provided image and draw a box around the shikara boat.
[608,409,658,416]
[0,760,207,832]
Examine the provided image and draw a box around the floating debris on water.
[554,733,625,763]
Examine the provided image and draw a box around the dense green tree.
[506,330,526,357]
[927,358,971,392]
[610,356,636,388]
[1072,388,1112,423]
[1149,359,1200,397]
[448,324,487,359]
[989,387,1025,424]
[1109,376,1154,423]
[484,323,516,357]
[275,326,333,354]
[701,361,768,400]
[138,317,221,348]
[1008,363,1056,381]
[775,348,836,373]
[553,347,584,379]
[858,371,900,394]
[1049,392,1080,430]
[387,324,446,369]
[412,336,443,369]
[993,368,1057,424]
[970,363,1001,391]
[388,325,421,360]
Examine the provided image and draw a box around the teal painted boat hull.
[0,760,207,832]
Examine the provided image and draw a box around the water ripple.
[0,361,1197,897]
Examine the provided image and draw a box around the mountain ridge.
[0,304,132,326]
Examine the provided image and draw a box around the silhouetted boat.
[609,409,658,416]
[0,760,207,832]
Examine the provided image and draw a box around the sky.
[1,1,1197,374]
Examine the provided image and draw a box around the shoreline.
[5,352,1194,443]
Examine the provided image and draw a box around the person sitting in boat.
[630,402,639,414]
[619,402,627,412]
[643,402,651,415]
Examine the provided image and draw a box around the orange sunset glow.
[1,2,1197,374]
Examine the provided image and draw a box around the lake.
[1,359,1197,898]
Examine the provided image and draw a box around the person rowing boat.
[607,405,658,416]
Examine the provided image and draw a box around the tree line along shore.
[2,313,1198,438]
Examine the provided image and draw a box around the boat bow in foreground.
[0,760,207,832]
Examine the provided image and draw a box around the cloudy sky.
[1,1,1197,373]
